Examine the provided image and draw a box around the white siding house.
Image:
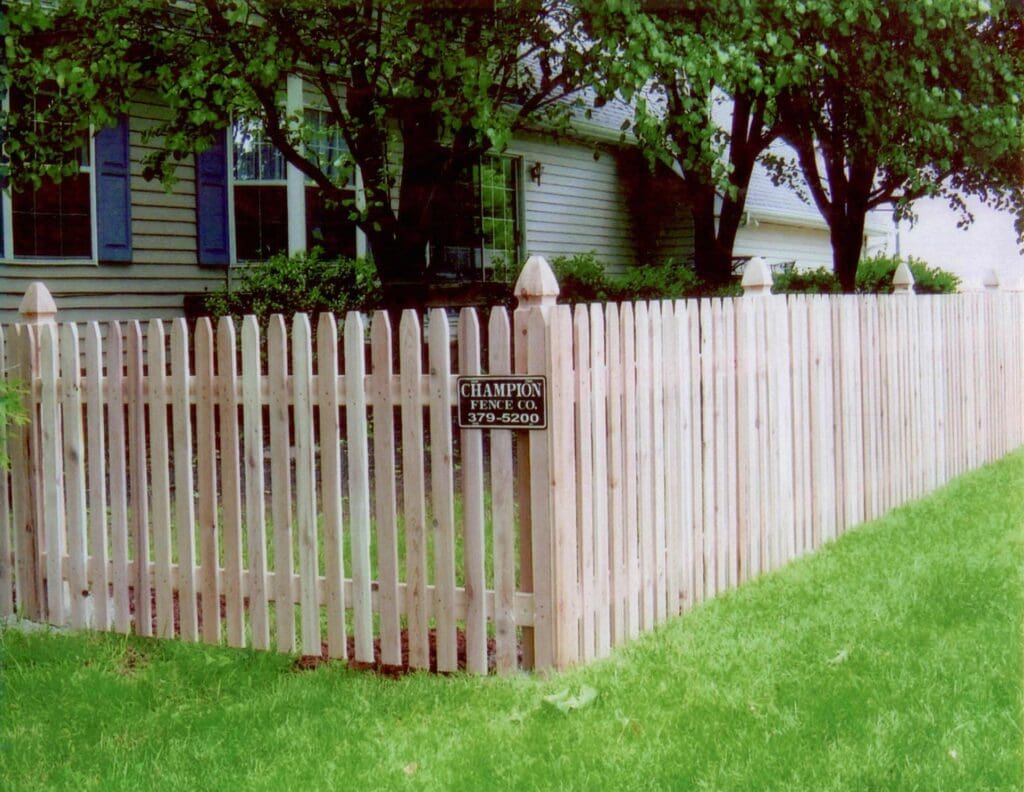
[731,157,891,273]
[1,87,687,324]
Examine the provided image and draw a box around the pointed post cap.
[740,256,773,296]
[983,269,1000,291]
[892,261,915,294]
[19,282,58,325]
[514,255,560,309]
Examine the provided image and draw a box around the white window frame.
[1,89,98,264]
[228,75,366,265]
[428,151,524,280]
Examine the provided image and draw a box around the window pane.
[12,173,92,258]
[233,119,285,182]
[429,154,519,280]
[233,184,287,260]
[304,109,352,185]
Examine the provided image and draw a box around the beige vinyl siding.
[510,134,640,273]
[1,94,226,324]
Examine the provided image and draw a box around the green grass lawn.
[3,450,1023,791]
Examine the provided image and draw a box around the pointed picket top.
[892,261,915,294]
[19,282,58,326]
[740,256,773,296]
[514,255,560,309]
[983,269,1001,291]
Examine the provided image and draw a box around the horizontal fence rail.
[2,262,1023,673]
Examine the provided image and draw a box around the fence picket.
[604,303,625,644]
[660,301,680,615]
[345,311,374,665]
[106,322,130,632]
[634,303,654,630]
[590,303,612,649]
[126,321,151,635]
[400,310,429,670]
[267,315,294,653]
[722,299,739,587]
[84,323,109,630]
[549,305,579,668]
[527,307,554,670]
[512,304,536,670]
[769,297,795,566]
[428,309,458,673]
[170,320,198,642]
[792,297,814,553]
[147,320,174,638]
[809,297,835,548]
[686,303,703,603]
[458,309,488,674]
[573,304,594,660]
[58,324,88,629]
[620,302,639,638]
[39,324,66,625]
[195,319,220,644]
[650,301,667,622]
[241,317,270,651]
[674,302,695,609]
[736,297,759,582]
[293,314,320,657]
[316,313,346,659]
[218,317,246,648]
[488,307,517,672]
[371,311,401,667]
[0,328,9,618]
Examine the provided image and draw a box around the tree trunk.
[364,228,429,289]
[830,213,867,293]
[689,183,733,287]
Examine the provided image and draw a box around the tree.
[583,1,800,287]
[773,0,1024,291]
[3,0,593,286]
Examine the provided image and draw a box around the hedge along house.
[0,67,703,326]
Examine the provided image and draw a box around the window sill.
[1,258,99,267]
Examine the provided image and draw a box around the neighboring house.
[2,75,911,327]
[732,160,892,272]
[0,80,693,325]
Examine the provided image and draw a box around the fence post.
[984,269,1000,291]
[893,261,915,294]
[740,257,773,297]
[513,256,564,670]
[11,283,57,620]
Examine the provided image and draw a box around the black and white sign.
[457,376,547,430]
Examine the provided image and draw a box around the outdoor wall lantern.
[530,161,544,185]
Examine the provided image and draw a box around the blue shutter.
[196,129,230,266]
[94,115,133,263]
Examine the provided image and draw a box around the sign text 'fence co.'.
[457,375,547,429]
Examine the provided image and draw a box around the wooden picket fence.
[2,257,1023,673]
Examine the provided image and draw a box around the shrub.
[549,252,617,303]
[766,255,959,295]
[550,252,717,303]
[203,249,381,322]
[618,258,702,300]
[771,262,841,294]
[856,254,960,294]
[0,379,27,471]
